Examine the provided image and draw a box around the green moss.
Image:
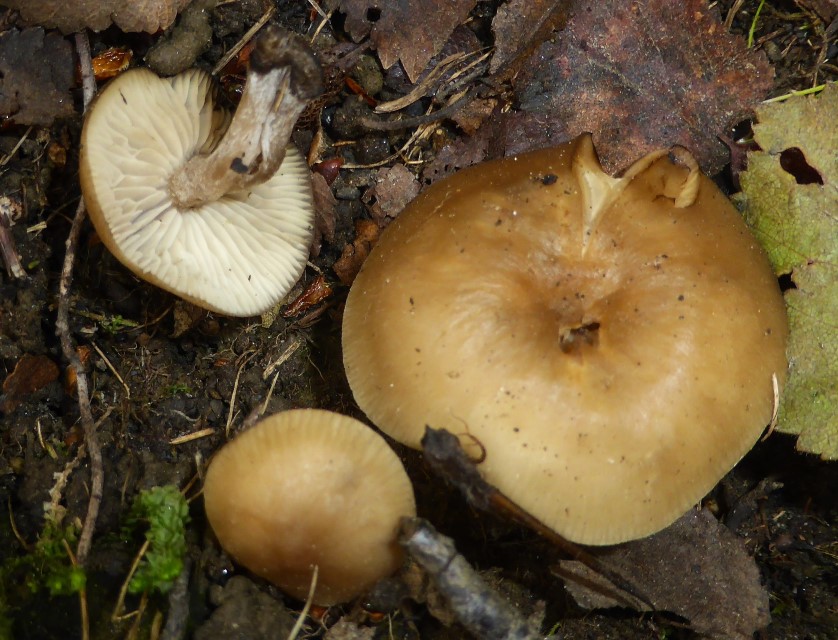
[125,485,189,595]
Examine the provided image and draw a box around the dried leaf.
[0,28,74,126]
[311,171,338,258]
[489,0,567,77]
[1,353,60,413]
[362,164,420,225]
[501,0,773,174]
[734,84,838,459]
[559,509,770,640]
[333,219,380,286]
[5,0,190,34]
[338,0,478,82]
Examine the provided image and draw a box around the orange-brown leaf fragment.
[282,274,334,318]
[2,354,59,413]
[503,0,773,174]
[333,219,381,286]
[339,0,478,82]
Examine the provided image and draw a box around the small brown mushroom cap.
[342,135,788,545]
[203,409,416,605]
[80,67,315,317]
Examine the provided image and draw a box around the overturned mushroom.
[343,135,788,545]
[80,26,322,316]
[203,409,417,605]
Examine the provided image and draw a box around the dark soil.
[0,1,835,639]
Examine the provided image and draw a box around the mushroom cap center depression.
[342,136,788,545]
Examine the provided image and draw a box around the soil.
[0,1,835,639]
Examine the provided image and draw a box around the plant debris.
[558,509,770,640]
[338,0,478,81]
[735,83,837,460]
[495,0,774,174]
[0,28,74,126]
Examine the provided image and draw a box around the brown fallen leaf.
[362,164,420,225]
[497,0,773,174]
[489,0,567,78]
[0,28,74,126]
[558,508,770,640]
[311,171,338,258]
[338,0,478,82]
[4,0,190,33]
[2,353,60,413]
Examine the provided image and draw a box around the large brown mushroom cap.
[203,409,416,605]
[343,135,788,545]
[80,67,315,317]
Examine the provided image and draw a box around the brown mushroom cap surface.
[342,135,788,545]
[203,409,416,605]
[80,67,314,317]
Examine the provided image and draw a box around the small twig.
[262,337,302,379]
[56,31,100,566]
[421,427,655,611]
[160,556,193,640]
[360,85,479,131]
[91,341,130,399]
[211,5,276,75]
[169,428,216,446]
[0,125,33,166]
[723,0,746,31]
[113,539,150,621]
[261,371,281,416]
[400,518,539,640]
[226,357,249,437]
[8,497,33,552]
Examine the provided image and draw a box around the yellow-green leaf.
[734,83,838,460]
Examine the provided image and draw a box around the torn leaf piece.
[735,83,838,460]
[339,0,477,82]
[503,0,773,174]
[558,509,769,640]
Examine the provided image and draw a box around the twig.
[160,556,193,640]
[56,31,100,566]
[211,5,276,75]
[421,427,655,611]
[400,518,539,640]
[91,341,130,398]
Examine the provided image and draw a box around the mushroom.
[79,26,323,316]
[342,134,788,545]
[202,409,416,605]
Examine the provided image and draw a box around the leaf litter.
[0,0,835,638]
[735,82,838,460]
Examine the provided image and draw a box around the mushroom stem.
[168,26,322,209]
